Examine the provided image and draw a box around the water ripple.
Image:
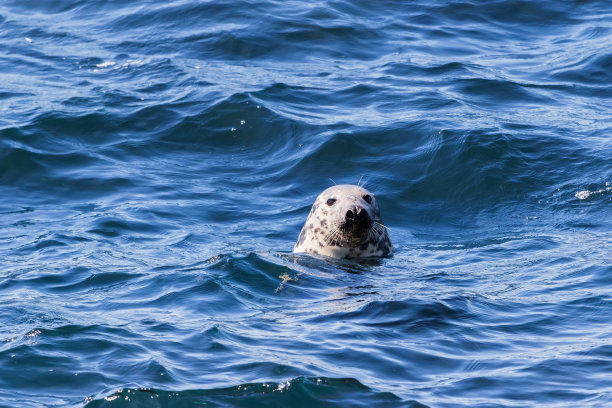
[1,0,611,406]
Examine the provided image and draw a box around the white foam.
[575,190,592,200]
[95,61,116,68]
[575,183,611,200]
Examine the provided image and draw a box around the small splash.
[276,380,292,392]
[91,59,148,72]
[26,329,41,338]
[95,61,116,68]
[575,182,611,200]
[575,190,592,200]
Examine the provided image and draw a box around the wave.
[84,377,415,408]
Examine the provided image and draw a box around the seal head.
[293,184,393,258]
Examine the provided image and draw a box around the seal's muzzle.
[342,206,372,237]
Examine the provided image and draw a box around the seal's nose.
[345,207,369,224]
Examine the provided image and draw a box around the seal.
[293,184,393,258]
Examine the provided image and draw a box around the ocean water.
[1,0,611,406]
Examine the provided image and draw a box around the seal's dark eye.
[363,194,372,204]
[326,198,336,206]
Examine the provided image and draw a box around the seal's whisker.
[369,225,383,241]
[374,221,390,231]
[369,223,388,241]
[323,224,343,246]
[323,229,333,245]
[333,224,346,246]
[330,233,342,246]
[332,226,344,246]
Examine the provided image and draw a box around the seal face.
[293,184,393,258]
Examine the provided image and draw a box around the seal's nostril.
[345,210,355,221]
[355,208,371,225]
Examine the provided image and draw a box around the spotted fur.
[293,185,393,258]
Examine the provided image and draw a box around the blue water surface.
[1,0,611,407]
